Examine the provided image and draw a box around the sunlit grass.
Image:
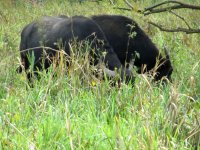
[0,0,199,149]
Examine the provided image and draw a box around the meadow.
[0,0,199,149]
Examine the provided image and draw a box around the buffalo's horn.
[163,45,170,60]
[103,67,117,77]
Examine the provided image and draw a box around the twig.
[114,0,143,13]
[124,0,133,10]
[113,7,132,11]
[144,0,200,15]
[5,118,37,149]
[143,1,200,34]
[145,0,186,11]
[169,10,191,29]
[149,21,200,34]
[109,0,114,5]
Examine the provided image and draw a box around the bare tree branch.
[109,0,114,5]
[169,10,191,29]
[144,0,200,15]
[143,1,200,34]
[114,0,143,13]
[113,0,200,34]
[145,0,186,11]
[149,21,200,34]
[113,7,132,11]
[124,0,133,10]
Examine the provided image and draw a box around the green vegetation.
[0,0,199,149]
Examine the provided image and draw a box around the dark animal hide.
[17,16,134,84]
[92,15,173,81]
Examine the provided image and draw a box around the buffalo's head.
[154,47,173,82]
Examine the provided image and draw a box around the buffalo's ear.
[163,45,172,66]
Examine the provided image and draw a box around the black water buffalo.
[17,16,134,84]
[92,15,173,81]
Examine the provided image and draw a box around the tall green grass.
[0,0,199,149]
